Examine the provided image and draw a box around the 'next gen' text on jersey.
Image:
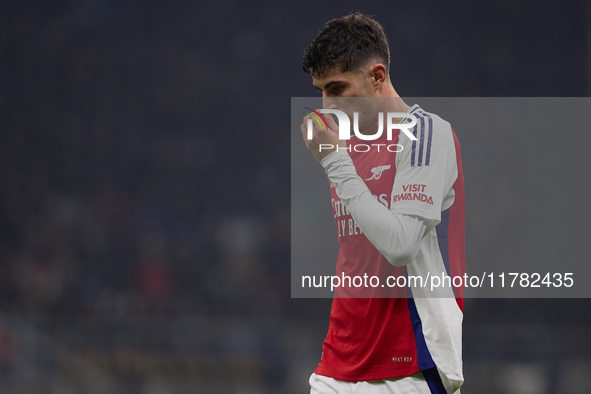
[315,105,465,392]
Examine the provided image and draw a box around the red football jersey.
[315,105,465,390]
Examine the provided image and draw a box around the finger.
[319,109,339,132]
[300,121,308,139]
[316,109,342,138]
[301,118,319,145]
[301,113,324,139]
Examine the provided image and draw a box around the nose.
[322,94,338,110]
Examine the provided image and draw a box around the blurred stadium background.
[1,1,590,393]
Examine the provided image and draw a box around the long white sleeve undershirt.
[320,150,438,267]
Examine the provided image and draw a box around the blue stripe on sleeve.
[425,114,433,166]
[411,127,417,167]
[417,115,425,166]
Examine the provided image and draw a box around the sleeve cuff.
[319,149,351,172]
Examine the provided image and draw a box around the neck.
[380,82,410,113]
[356,85,411,136]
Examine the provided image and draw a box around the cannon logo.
[366,165,391,181]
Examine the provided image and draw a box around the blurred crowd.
[0,0,295,319]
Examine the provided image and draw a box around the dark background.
[1,1,590,393]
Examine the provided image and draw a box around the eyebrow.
[314,80,347,92]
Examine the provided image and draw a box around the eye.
[330,85,345,95]
[329,85,347,96]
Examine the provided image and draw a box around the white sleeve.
[390,114,458,221]
[320,150,437,267]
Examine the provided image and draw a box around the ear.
[369,63,387,88]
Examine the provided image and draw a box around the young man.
[300,13,465,393]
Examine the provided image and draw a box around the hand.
[300,109,347,163]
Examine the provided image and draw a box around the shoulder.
[398,105,454,168]
[409,105,452,137]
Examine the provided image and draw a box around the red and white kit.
[314,104,465,393]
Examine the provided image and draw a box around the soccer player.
[300,13,465,394]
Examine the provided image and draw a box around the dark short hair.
[302,12,390,77]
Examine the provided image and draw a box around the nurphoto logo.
[303,107,418,153]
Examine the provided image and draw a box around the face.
[311,64,383,133]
